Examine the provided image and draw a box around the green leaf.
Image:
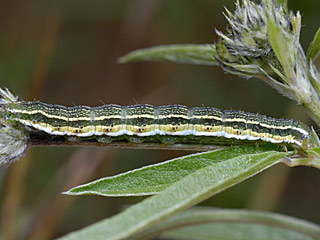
[64,145,284,197]
[267,18,294,82]
[118,44,218,65]
[59,150,286,240]
[276,0,288,13]
[131,207,320,240]
[307,27,320,62]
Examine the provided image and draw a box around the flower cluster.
[215,0,320,126]
[216,0,295,78]
[0,88,28,165]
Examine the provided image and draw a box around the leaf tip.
[61,189,80,195]
[117,55,129,64]
[61,190,72,195]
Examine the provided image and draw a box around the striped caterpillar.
[3,100,311,148]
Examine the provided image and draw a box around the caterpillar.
[3,100,311,148]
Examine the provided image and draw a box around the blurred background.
[0,0,319,239]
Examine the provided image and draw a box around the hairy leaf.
[131,207,320,240]
[119,44,217,65]
[307,27,320,63]
[59,150,286,240]
[65,145,284,196]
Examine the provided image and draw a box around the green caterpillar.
[3,99,311,148]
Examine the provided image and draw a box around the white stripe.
[11,109,69,121]
[125,114,154,119]
[292,126,309,136]
[158,114,189,119]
